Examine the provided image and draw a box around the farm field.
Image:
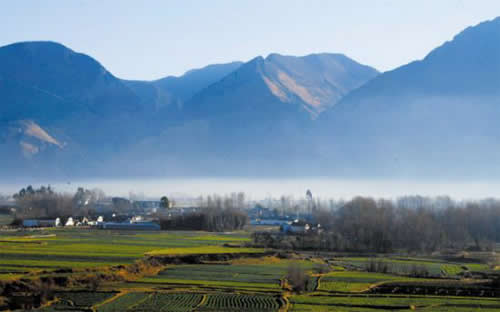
[331,256,491,277]
[94,292,285,311]
[289,294,500,311]
[135,258,316,291]
[0,227,497,311]
[318,271,426,292]
[36,291,117,311]
[0,228,260,279]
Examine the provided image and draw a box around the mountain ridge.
[6,14,500,180]
[314,16,500,177]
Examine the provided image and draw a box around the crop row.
[97,292,284,312]
[133,293,203,312]
[202,294,282,311]
[154,264,292,288]
[97,292,150,312]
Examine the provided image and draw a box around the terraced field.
[132,293,204,312]
[318,271,424,292]
[41,290,500,312]
[1,227,497,311]
[96,292,284,312]
[332,256,490,277]
[97,292,151,312]
[137,260,315,291]
[201,293,284,311]
[289,294,500,311]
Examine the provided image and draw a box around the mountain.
[316,17,500,177]
[183,53,378,120]
[120,53,379,176]
[0,41,142,121]
[0,41,153,177]
[0,41,380,178]
[122,61,243,112]
[155,61,244,102]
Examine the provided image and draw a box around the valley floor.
[0,228,497,311]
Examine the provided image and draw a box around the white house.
[65,217,74,227]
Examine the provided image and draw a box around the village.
[0,187,322,235]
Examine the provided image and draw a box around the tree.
[13,185,72,219]
[286,264,309,292]
[73,187,105,216]
[160,196,170,210]
[306,189,315,213]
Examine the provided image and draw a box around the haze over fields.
[3,12,500,183]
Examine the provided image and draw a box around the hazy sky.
[2,178,500,200]
[2,1,500,80]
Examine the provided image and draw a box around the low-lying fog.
[1,178,500,200]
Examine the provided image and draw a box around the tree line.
[160,194,248,232]
[12,185,106,219]
[323,196,500,252]
[255,196,500,253]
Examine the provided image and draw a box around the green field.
[97,292,151,312]
[146,245,264,256]
[136,259,315,291]
[95,292,285,312]
[318,271,425,292]
[290,294,500,311]
[332,256,490,277]
[0,227,497,312]
[0,228,255,277]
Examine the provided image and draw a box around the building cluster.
[248,204,321,235]
[21,215,160,230]
[21,216,105,228]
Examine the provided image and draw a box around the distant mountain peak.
[258,53,379,117]
[316,15,500,178]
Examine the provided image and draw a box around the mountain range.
[313,16,500,178]
[2,17,500,179]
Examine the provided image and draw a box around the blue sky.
[2,1,500,80]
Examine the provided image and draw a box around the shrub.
[286,264,309,292]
